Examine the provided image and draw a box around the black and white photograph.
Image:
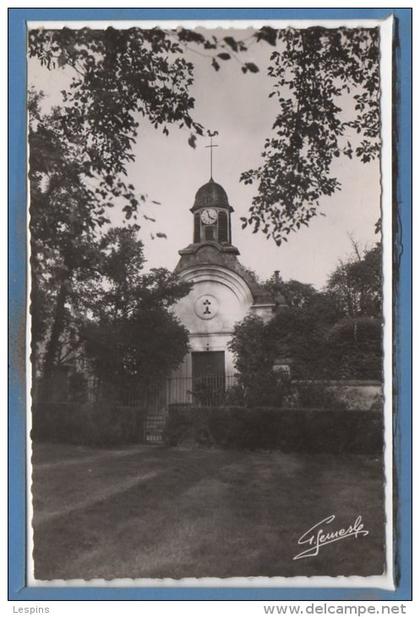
[27,16,394,586]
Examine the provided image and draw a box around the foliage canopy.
[29,25,380,244]
[230,244,382,383]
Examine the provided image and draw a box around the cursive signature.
[293,514,369,560]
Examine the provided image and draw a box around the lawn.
[32,444,385,580]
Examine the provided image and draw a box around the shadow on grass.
[32,445,385,580]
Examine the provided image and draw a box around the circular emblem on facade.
[194,294,219,320]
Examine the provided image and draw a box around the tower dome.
[191,178,233,212]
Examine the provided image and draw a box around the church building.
[170,175,276,397]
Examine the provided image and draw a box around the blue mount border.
[8,7,412,601]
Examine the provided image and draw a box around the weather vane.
[205,130,219,179]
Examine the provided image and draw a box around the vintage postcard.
[7,7,412,602]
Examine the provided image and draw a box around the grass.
[32,444,385,580]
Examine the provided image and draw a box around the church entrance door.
[191,351,225,406]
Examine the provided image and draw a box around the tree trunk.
[41,281,67,398]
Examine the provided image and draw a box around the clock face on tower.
[200,208,218,225]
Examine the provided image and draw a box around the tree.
[29,25,380,245]
[265,245,383,380]
[29,27,204,183]
[83,308,190,400]
[28,25,382,386]
[266,290,341,379]
[80,227,191,398]
[29,92,110,379]
[80,226,192,319]
[326,243,382,317]
[323,243,383,380]
[28,25,207,378]
[228,315,290,407]
[239,27,380,244]
[263,275,318,309]
[325,316,382,380]
[230,242,383,383]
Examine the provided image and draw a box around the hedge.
[32,402,146,447]
[164,405,383,454]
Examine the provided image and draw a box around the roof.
[175,242,275,305]
[191,178,234,213]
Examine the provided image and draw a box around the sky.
[28,25,381,289]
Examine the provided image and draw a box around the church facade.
[171,177,276,396]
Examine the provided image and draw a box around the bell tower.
[171,149,277,397]
[174,135,277,356]
[189,130,234,246]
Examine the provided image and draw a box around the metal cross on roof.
[205,130,219,179]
